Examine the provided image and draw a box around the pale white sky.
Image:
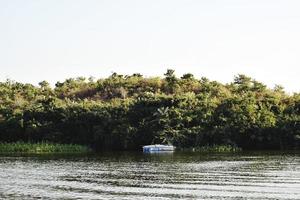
[0,0,299,92]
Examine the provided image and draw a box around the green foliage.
[0,142,90,153]
[183,145,242,153]
[0,70,299,151]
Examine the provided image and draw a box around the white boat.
[142,144,175,152]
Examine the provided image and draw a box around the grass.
[0,142,91,154]
[184,145,242,153]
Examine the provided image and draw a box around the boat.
[142,144,175,152]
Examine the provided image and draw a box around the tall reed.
[0,142,91,153]
[185,145,242,153]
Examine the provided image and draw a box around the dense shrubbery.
[0,70,299,150]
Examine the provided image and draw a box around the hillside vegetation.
[0,70,299,150]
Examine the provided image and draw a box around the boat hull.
[143,145,175,152]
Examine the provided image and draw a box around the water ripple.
[0,152,300,199]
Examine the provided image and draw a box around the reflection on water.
[0,151,300,199]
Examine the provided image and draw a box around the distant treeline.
[0,70,299,151]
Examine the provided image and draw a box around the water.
[0,151,300,199]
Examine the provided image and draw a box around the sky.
[0,0,299,92]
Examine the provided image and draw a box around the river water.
[0,151,299,199]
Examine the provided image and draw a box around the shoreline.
[0,142,91,154]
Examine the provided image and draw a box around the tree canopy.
[0,71,299,150]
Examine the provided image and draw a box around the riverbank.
[181,145,242,153]
[0,142,91,154]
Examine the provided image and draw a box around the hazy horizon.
[1,0,299,92]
